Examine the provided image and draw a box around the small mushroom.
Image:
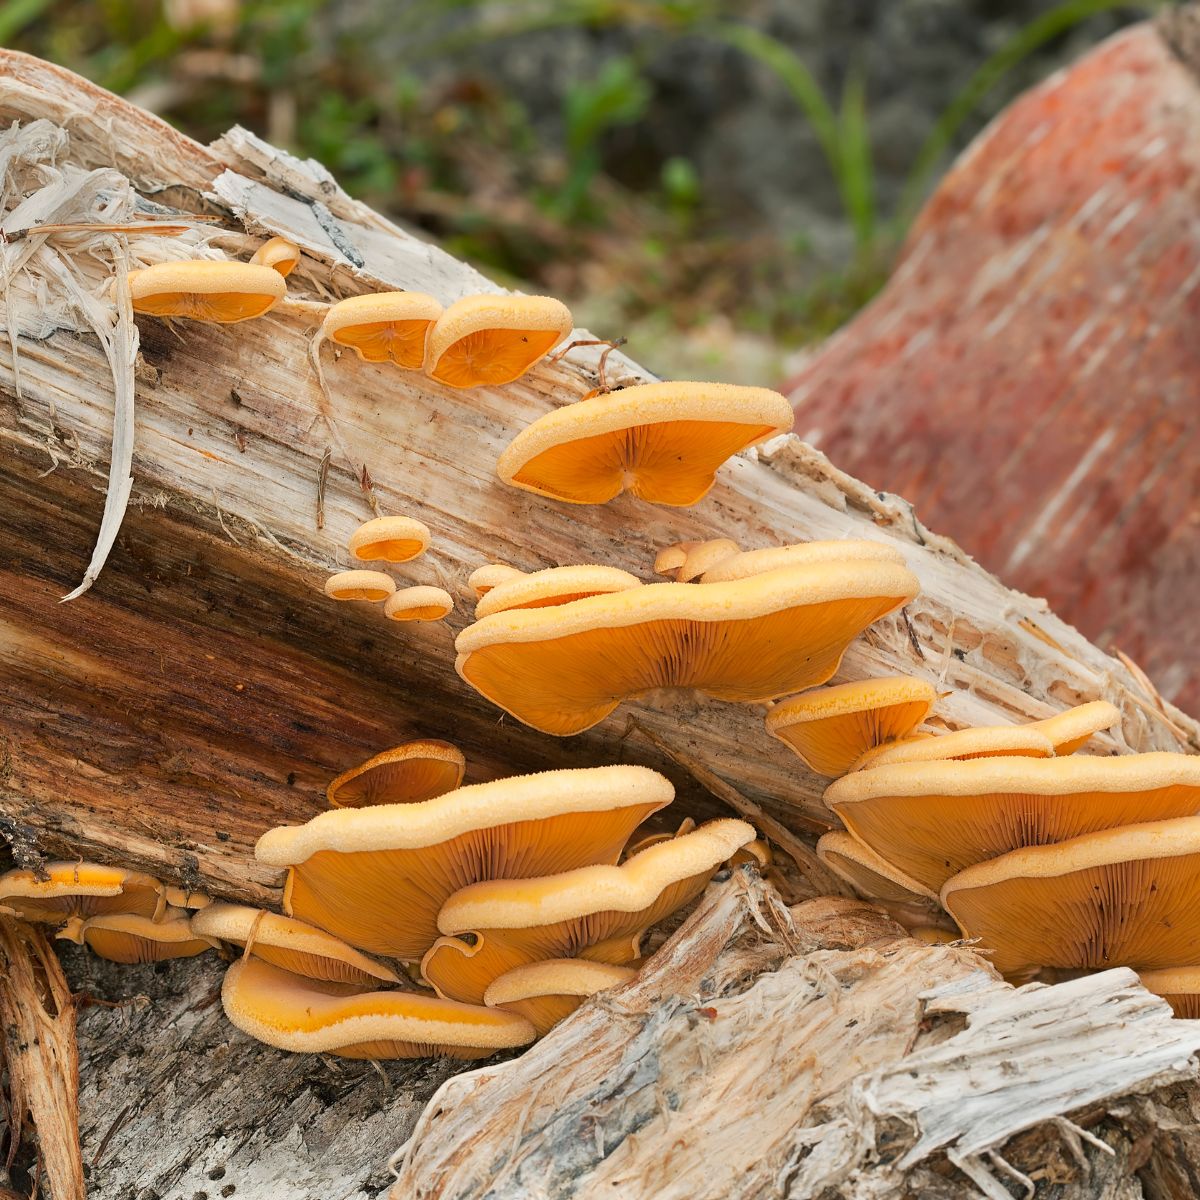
[474,565,641,618]
[653,543,694,577]
[941,814,1200,977]
[249,236,302,277]
[324,570,396,602]
[192,904,400,986]
[699,539,905,583]
[496,381,794,506]
[383,586,454,622]
[1138,967,1200,1019]
[321,292,443,368]
[326,740,466,809]
[221,957,535,1059]
[483,959,637,1036]
[59,913,218,964]
[850,724,1055,771]
[666,539,743,583]
[826,752,1200,893]
[421,818,754,1004]
[815,830,938,906]
[1025,700,1121,755]
[348,515,431,564]
[621,817,697,860]
[468,563,527,599]
[0,862,164,925]
[125,260,286,323]
[163,886,212,911]
[255,765,674,959]
[425,294,572,388]
[455,559,920,736]
[766,676,938,778]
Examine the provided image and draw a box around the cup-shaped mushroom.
[468,563,526,599]
[425,294,572,388]
[497,381,794,506]
[815,831,939,906]
[1138,967,1200,1019]
[0,862,165,925]
[255,765,675,960]
[653,543,694,577]
[826,753,1200,894]
[766,676,938,778]
[1024,700,1121,755]
[850,725,1055,772]
[483,959,637,1037]
[192,904,400,987]
[249,236,302,277]
[384,586,454,622]
[163,886,212,910]
[59,913,218,963]
[326,740,466,809]
[348,515,431,565]
[474,565,642,618]
[322,292,443,369]
[941,815,1200,977]
[421,819,754,1004]
[324,570,396,602]
[699,539,905,583]
[125,260,286,323]
[455,559,920,736]
[221,958,535,1059]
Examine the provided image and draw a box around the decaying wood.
[393,877,1200,1200]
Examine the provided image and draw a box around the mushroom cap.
[455,559,920,736]
[326,739,466,809]
[0,862,164,924]
[469,563,526,598]
[850,724,1055,771]
[383,586,454,622]
[700,539,905,583]
[249,236,301,277]
[1138,967,1200,1019]
[324,570,396,602]
[653,543,693,576]
[425,294,572,388]
[322,292,443,368]
[221,957,535,1059]
[667,539,743,583]
[65,913,218,964]
[163,887,212,910]
[255,765,674,959]
[621,817,697,860]
[474,565,642,618]
[815,831,938,904]
[826,752,1200,893]
[126,260,286,323]
[348,515,431,564]
[941,815,1200,977]
[766,675,938,777]
[483,958,636,1036]
[496,381,794,506]
[192,903,400,986]
[1026,700,1121,755]
[422,819,752,1003]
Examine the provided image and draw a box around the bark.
[0,48,1198,1200]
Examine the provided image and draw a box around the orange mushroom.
[125,260,286,322]
[326,740,466,809]
[59,913,217,963]
[321,292,443,368]
[348,516,431,564]
[249,236,302,277]
[0,862,164,925]
[483,959,636,1036]
[383,586,454,622]
[474,565,641,618]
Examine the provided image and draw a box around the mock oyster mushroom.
[850,724,1055,771]
[221,958,535,1060]
[255,765,674,960]
[321,292,443,368]
[455,558,920,736]
[1025,700,1121,755]
[59,913,217,963]
[383,586,454,622]
[653,539,742,583]
[699,539,905,583]
[814,831,938,906]
[474,565,642,618]
[483,959,637,1036]
[766,675,938,777]
[348,515,431,564]
[0,863,164,925]
[249,236,301,277]
[124,260,286,322]
[323,570,396,602]
[468,563,526,599]
[163,886,212,910]
[496,381,794,506]
[326,740,466,809]
[1138,967,1200,1019]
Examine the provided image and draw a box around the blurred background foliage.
[1,0,1159,381]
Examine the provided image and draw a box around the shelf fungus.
[496,381,794,506]
[766,675,938,778]
[826,753,1200,893]
[323,570,396,602]
[348,515,431,565]
[815,831,939,906]
[1138,967,1200,1019]
[474,565,642,618]
[455,558,919,736]
[941,815,1200,978]
[192,904,400,987]
[255,765,674,959]
[383,586,454,622]
[163,887,212,910]
[425,294,572,388]
[654,539,742,583]
[1025,700,1121,755]
[421,818,754,1004]
[468,563,526,599]
[483,959,637,1036]
[699,539,905,583]
[58,913,218,964]
[0,863,165,924]
[322,292,443,368]
[221,958,535,1060]
[125,260,287,323]
[850,724,1055,771]
[249,236,302,277]
[326,740,466,809]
